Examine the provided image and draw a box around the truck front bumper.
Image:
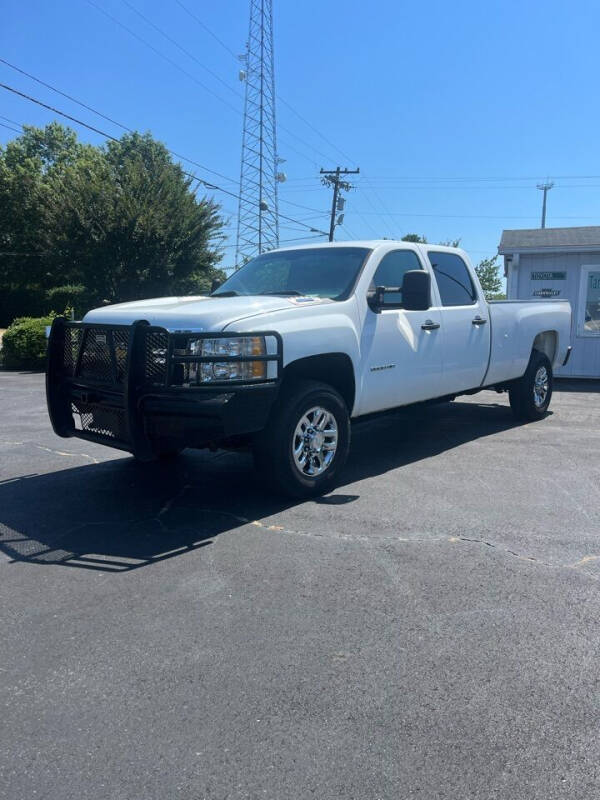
[46,318,282,460]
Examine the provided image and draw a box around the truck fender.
[281,353,356,414]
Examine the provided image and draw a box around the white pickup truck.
[47,241,572,496]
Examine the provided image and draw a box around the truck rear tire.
[509,350,553,421]
[253,380,351,498]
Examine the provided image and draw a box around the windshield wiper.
[211,290,240,297]
[259,290,304,296]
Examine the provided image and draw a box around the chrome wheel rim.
[533,366,549,407]
[292,406,338,477]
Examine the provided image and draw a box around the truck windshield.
[213,247,371,300]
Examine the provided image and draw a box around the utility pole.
[320,166,360,241]
[536,181,554,229]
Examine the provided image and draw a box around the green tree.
[401,234,462,247]
[41,130,225,303]
[401,233,428,243]
[0,124,226,321]
[475,256,504,300]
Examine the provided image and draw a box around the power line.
[0,81,328,236]
[0,82,123,142]
[219,233,325,250]
[0,56,237,184]
[348,182,600,190]
[86,0,243,119]
[348,173,600,182]
[87,0,338,169]
[350,211,600,220]
[277,197,330,214]
[0,57,135,137]
[89,5,328,177]
[359,176,404,238]
[174,0,242,59]
[117,0,342,165]
[87,0,372,235]
[173,0,355,166]
[0,113,23,127]
[271,180,600,193]
[120,0,241,102]
[0,122,22,134]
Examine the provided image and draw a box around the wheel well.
[282,353,355,412]
[532,330,558,363]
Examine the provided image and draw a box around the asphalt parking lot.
[1,372,600,800]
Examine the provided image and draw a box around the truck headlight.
[174,335,273,385]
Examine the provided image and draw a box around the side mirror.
[402,270,431,311]
[367,285,400,313]
[211,278,222,293]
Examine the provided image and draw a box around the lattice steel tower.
[235,0,280,267]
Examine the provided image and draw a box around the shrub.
[45,284,93,318]
[1,315,54,370]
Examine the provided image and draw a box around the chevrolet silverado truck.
[46,241,572,497]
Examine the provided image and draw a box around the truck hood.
[82,295,300,331]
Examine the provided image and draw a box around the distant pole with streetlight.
[537,181,554,229]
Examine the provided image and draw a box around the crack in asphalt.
[2,444,599,582]
[171,508,600,581]
[3,499,599,582]
[0,439,100,464]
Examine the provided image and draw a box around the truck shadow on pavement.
[0,399,521,573]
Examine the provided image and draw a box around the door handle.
[421,319,440,331]
[472,316,487,326]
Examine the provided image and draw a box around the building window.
[583,270,600,334]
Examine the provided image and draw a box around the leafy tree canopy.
[401,233,428,243]
[475,256,504,300]
[0,124,225,320]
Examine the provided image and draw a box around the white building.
[499,226,600,378]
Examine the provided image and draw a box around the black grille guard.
[46,317,282,459]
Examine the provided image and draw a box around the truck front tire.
[509,350,553,421]
[253,380,351,498]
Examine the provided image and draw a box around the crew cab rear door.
[425,249,490,394]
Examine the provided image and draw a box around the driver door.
[358,249,444,415]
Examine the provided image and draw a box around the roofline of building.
[499,244,600,256]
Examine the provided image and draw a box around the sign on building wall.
[531,271,567,281]
[533,288,561,297]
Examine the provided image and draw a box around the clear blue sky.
[2,0,600,270]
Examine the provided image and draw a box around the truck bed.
[485,299,571,385]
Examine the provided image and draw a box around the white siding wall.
[508,251,600,378]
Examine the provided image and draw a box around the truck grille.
[63,326,131,386]
[144,330,168,385]
[71,400,129,442]
[79,328,115,384]
[64,327,83,377]
[63,325,166,387]
[113,330,129,382]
